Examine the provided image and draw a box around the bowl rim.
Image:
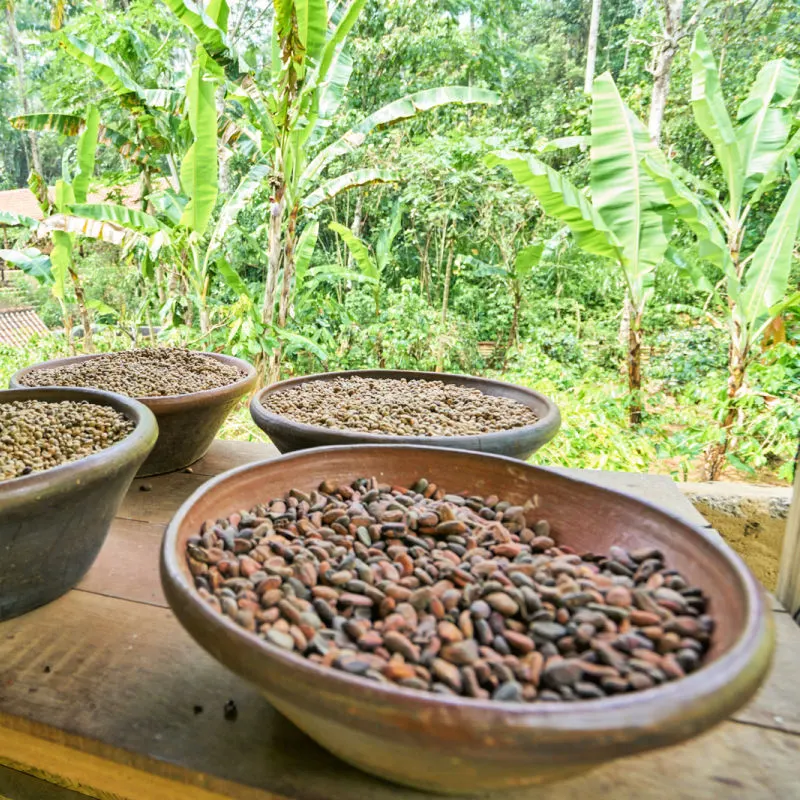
[0,386,158,508]
[9,349,258,409]
[161,443,773,732]
[250,369,561,446]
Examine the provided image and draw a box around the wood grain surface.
[0,440,797,800]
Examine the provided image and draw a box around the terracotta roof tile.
[0,306,49,347]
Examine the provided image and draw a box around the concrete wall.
[678,482,792,590]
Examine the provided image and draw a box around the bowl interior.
[167,445,758,674]
[10,350,256,405]
[254,369,560,442]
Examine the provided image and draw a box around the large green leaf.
[161,0,234,70]
[294,221,319,286]
[737,59,800,193]
[207,159,270,257]
[217,257,249,295]
[644,153,732,274]
[205,0,229,30]
[69,203,161,232]
[72,106,99,204]
[303,86,499,183]
[376,201,402,270]
[275,328,328,364]
[311,0,366,89]
[180,47,219,235]
[740,176,800,330]
[514,243,544,278]
[590,73,671,294]
[10,113,85,136]
[486,150,622,261]
[50,229,72,300]
[61,35,142,99]
[0,248,53,283]
[328,221,377,280]
[0,211,39,229]
[296,0,327,64]
[149,189,188,226]
[690,28,744,216]
[301,168,398,208]
[749,126,800,207]
[98,127,151,166]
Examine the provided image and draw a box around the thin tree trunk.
[627,306,644,426]
[435,248,455,372]
[703,342,747,481]
[269,206,298,384]
[648,0,684,143]
[584,0,602,94]
[68,267,93,352]
[216,85,231,196]
[261,190,285,384]
[503,280,522,371]
[6,3,43,177]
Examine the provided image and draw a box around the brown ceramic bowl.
[250,369,561,460]
[161,445,774,795]
[11,351,257,477]
[0,387,157,621]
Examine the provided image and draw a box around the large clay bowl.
[0,387,157,621]
[11,352,256,477]
[161,445,773,795]
[250,369,561,460]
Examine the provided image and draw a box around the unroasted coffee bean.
[187,476,715,704]
[262,376,539,437]
[0,399,134,481]
[20,348,243,397]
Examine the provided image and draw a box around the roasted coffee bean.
[187,476,714,705]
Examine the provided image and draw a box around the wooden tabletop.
[0,440,798,800]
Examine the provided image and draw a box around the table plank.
[2,440,797,800]
[0,763,90,800]
[191,440,278,477]
[732,611,800,734]
[0,587,798,800]
[118,474,210,525]
[77,518,167,608]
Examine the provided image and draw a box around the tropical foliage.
[1,0,798,484]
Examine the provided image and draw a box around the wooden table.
[1,440,798,800]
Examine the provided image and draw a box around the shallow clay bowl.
[0,387,157,621]
[161,445,773,795]
[250,369,561,460]
[11,352,256,477]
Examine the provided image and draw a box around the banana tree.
[487,72,672,424]
[328,202,403,313]
[644,28,800,479]
[168,0,499,381]
[11,33,186,215]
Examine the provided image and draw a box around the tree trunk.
[703,344,747,481]
[216,85,231,196]
[627,303,644,426]
[68,267,93,353]
[269,206,298,384]
[648,0,685,143]
[261,188,285,384]
[435,248,455,373]
[6,3,43,177]
[584,0,602,94]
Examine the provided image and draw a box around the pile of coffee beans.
[19,348,243,398]
[187,477,714,703]
[0,399,134,481]
[263,377,539,436]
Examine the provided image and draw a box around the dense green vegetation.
[1,0,798,483]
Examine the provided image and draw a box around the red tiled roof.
[0,306,49,347]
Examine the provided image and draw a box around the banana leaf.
[302,168,398,208]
